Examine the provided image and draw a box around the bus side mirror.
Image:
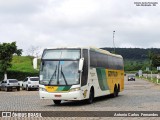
[79,58,84,72]
[40,61,44,71]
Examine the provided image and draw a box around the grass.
[138,76,160,84]
[9,55,39,73]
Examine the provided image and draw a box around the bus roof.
[89,47,123,58]
[44,47,123,58]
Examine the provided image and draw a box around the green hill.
[101,47,160,72]
[102,47,160,60]
[9,56,39,72]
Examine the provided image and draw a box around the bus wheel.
[110,86,118,98]
[87,88,94,104]
[117,85,120,97]
[53,100,61,105]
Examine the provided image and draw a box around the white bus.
[39,47,124,105]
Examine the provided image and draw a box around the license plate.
[55,95,61,97]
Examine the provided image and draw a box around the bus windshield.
[40,60,79,85]
[40,49,80,85]
[42,49,80,60]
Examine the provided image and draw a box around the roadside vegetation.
[9,55,40,72]
[102,47,160,74]
[0,42,41,80]
[0,55,39,80]
[137,76,160,84]
[0,42,22,80]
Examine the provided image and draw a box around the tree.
[148,51,160,70]
[26,45,41,58]
[0,42,22,80]
[152,53,160,67]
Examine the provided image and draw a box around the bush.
[0,72,3,80]
[0,70,39,81]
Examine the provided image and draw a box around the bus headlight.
[69,87,80,92]
[39,87,47,92]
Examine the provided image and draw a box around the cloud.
[0,0,160,55]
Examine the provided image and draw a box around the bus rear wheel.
[110,86,118,98]
[53,100,61,105]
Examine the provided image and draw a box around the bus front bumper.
[39,90,84,101]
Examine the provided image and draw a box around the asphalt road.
[0,77,160,119]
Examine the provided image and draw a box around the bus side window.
[81,49,88,86]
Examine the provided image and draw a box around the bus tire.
[53,100,61,105]
[110,86,118,98]
[117,85,120,97]
[87,88,94,104]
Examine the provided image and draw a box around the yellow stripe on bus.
[45,86,58,92]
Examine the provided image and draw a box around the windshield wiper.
[60,65,68,85]
[48,65,57,85]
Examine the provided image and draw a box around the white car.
[22,77,39,91]
[0,79,20,92]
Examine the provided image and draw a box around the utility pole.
[113,31,115,53]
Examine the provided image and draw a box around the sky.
[0,0,160,55]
